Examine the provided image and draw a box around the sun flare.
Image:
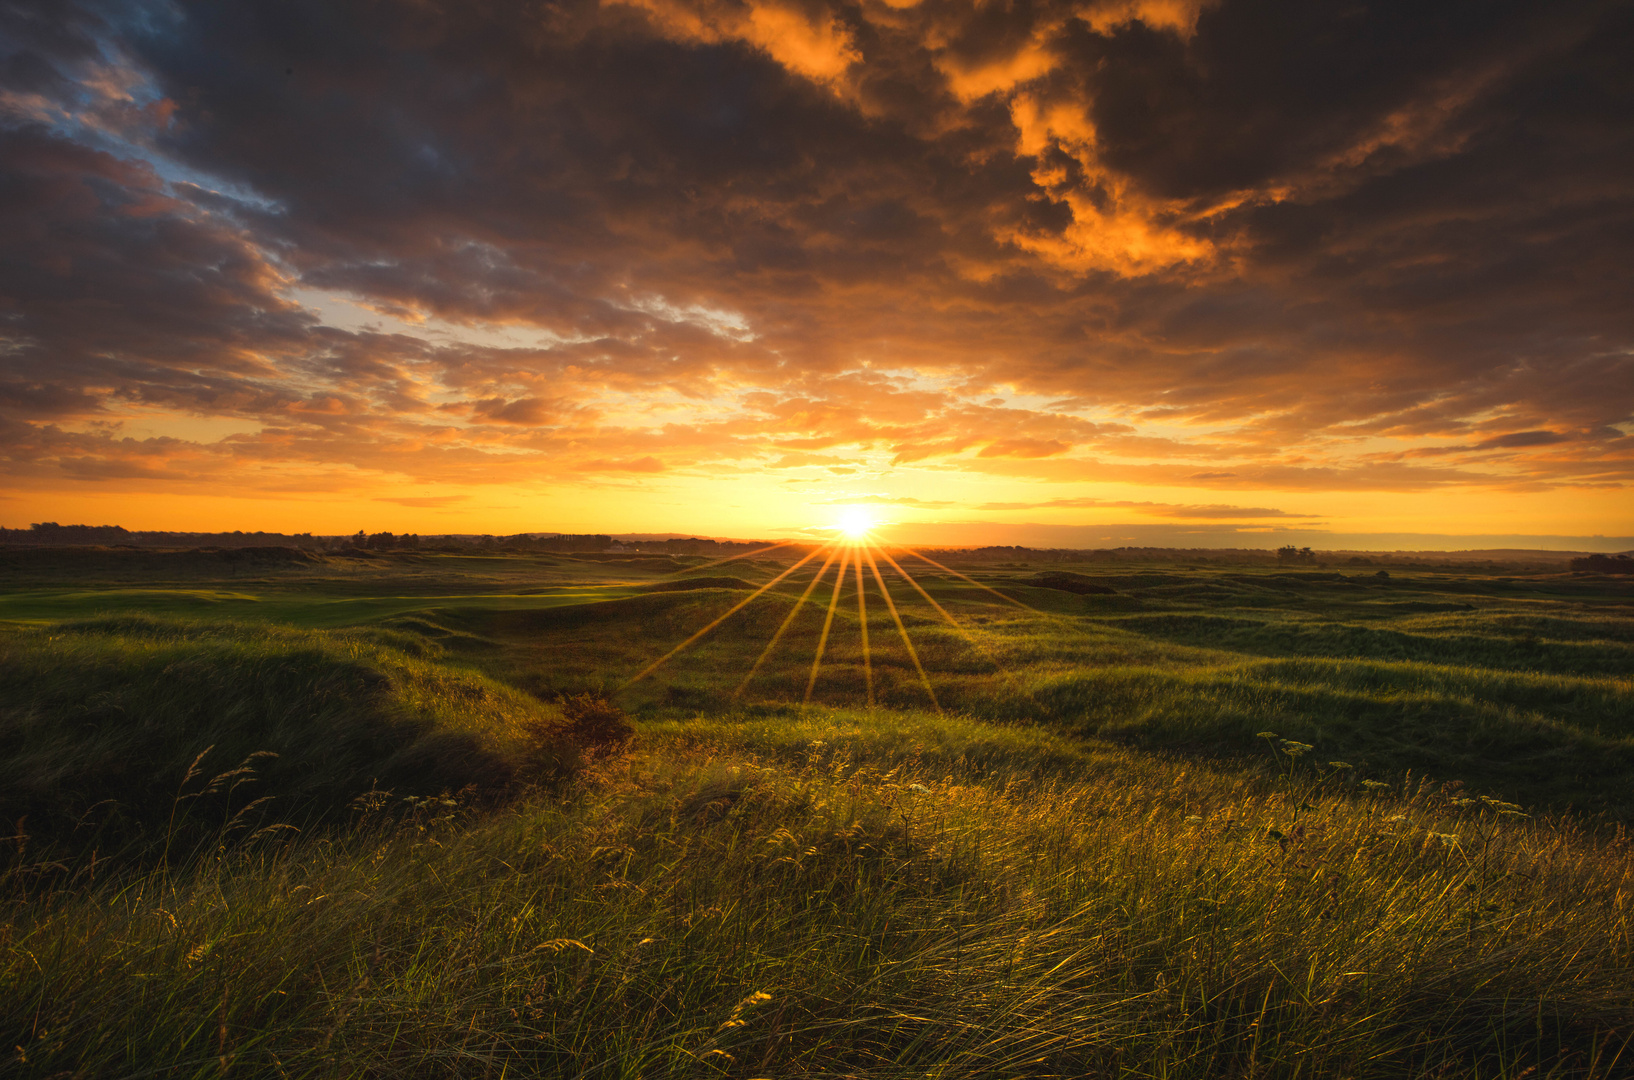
[837,507,876,537]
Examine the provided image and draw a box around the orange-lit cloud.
[611,0,861,83]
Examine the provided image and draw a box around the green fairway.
[0,585,661,625]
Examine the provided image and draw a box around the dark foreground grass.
[5,720,1631,1078]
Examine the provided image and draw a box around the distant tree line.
[0,527,1351,565]
[465,534,767,555]
[0,523,621,554]
[5,522,1613,570]
[1277,545,1317,565]
[351,531,420,550]
[642,537,766,555]
[0,523,324,549]
[487,533,616,552]
[1568,553,1634,574]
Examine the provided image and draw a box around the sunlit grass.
[5,726,1630,1077]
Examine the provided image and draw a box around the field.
[2,544,1632,1078]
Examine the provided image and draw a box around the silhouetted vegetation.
[0,522,325,549]
[1276,543,1316,565]
[1571,552,1634,573]
[5,522,1621,572]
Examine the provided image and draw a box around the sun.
[837,507,876,537]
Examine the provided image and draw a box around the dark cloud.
[0,0,1629,514]
[469,397,566,426]
[1474,430,1572,450]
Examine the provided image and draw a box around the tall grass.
[5,724,1631,1078]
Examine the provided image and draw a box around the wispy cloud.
[975,498,1320,519]
[817,495,958,509]
[375,495,470,508]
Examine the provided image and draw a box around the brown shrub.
[517,692,634,782]
[559,692,635,753]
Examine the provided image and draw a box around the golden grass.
[6,723,1630,1078]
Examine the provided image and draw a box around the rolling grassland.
[2,547,1631,1078]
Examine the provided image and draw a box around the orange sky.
[2,0,1630,548]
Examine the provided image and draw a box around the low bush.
[517,692,635,779]
[559,691,636,752]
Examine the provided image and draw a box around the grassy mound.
[0,617,572,859]
[1026,570,1118,594]
[986,659,1634,811]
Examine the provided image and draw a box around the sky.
[1,0,1631,549]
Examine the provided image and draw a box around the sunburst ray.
[853,544,874,706]
[624,543,830,687]
[887,543,1041,614]
[804,543,852,703]
[670,539,804,576]
[735,542,843,697]
[625,532,1041,709]
[868,540,964,632]
[869,536,1041,703]
[862,541,940,712]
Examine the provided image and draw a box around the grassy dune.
[2,548,1631,1077]
[0,617,570,862]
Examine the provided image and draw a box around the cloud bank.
[0,0,1629,535]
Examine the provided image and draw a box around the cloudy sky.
[2,0,1631,545]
